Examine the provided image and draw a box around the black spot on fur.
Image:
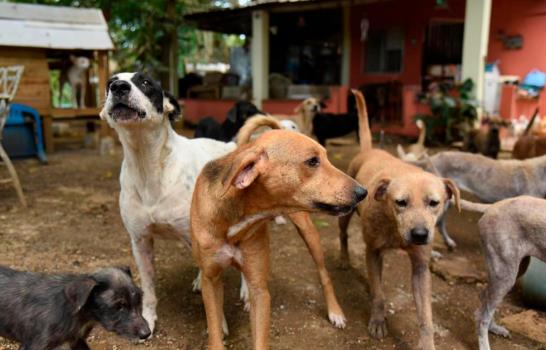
[131,73,163,115]
[203,160,224,183]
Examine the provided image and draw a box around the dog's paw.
[431,250,443,260]
[489,322,511,338]
[142,309,157,339]
[274,215,287,225]
[192,271,202,292]
[445,237,457,251]
[328,312,347,329]
[368,318,388,339]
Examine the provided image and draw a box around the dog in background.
[0,266,150,350]
[191,128,367,350]
[459,197,546,350]
[271,97,321,136]
[512,108,546,159]
[339,90,460,350]
[59,55,91,108]
[397,119,427,161]
[462,117,509,159]
[194,101,262,142]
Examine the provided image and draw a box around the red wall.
[488,0,546,118]
[349,0,466,88]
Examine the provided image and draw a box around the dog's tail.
[236,115,282,146]
[458,199,491,213]
[523,107,540,136]
[352,89,372,153]
[416,119,426,147]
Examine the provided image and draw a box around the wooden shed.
[0,2,113,152]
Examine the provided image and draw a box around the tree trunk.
[160,0,179,96]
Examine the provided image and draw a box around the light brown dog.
[339,90,460,350]
[271,97,321,136]
[191,130,367,350]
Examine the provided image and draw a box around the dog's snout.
[410,227,429,245]
[110,80,131,97]
[353,186,368,202]
[137,324,151,340]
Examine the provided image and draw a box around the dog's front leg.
[241,229,271,350]
[80,81,86,108]
[289,212,346,328]
[366,245,387,339]
[201,270,226,350]
[408,248,435,350]
[437,208,456,250]
[131,235,157,335]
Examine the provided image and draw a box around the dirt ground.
[0,135,545,350]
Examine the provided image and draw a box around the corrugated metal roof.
[0,2,113,50]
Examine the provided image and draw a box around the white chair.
[0,65,27,207]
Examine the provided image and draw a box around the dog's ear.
[374,178,390,201]
[163,92,181,121]
[443,178,460,212]
[117,266,132,278]
[65,277,97,314]
[221,148,268,197]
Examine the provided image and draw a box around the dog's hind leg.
[131,235,157,336]
[338,209,355,269]
[290,212,347,328]
[476,257,518,350]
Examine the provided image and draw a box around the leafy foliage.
[415,79,478,145]
[10,0,237,77]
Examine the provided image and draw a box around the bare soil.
[0,137,544,349]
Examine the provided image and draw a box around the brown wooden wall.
[0,47,51,115]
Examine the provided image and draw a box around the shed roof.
[0,2,113,51]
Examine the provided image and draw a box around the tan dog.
[271,97,321,136]
[397,119,427,161]
[191,130,367,350]
[339,90,460,350]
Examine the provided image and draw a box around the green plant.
[415,78,478,145]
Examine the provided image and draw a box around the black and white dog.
[312,111,359,146]
[194,101,262,142]
[0,266,149,350]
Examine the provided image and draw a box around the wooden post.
[97,50,113,149]
[461,0,492,115]
[251,10,269,109]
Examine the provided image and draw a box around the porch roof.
[185,0,384,35]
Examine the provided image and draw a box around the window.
[364,27,404,73]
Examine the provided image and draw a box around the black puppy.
[0,266,150,350]
[312,111,359,146]
[194,101,261,142]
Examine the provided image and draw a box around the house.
[0,2,113,151]
[186,0,546,136]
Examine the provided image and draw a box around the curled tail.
[459,199,491,213]
[351,89,372,152]
[236,115,282,146]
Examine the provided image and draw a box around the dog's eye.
[395,199,407,207]
[142,80,150,87]
[305,156,320,168]
[115,302,127,311]
[429,200,440,207]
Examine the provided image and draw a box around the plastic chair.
[0,65,27,207]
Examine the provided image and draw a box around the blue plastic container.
[2,103,47,163]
